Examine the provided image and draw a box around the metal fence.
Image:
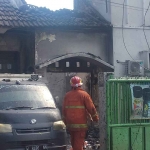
[106,78,150,150]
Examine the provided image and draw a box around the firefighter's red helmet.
[70,76,83,87]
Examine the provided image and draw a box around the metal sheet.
[106,78,150,150]
[112,127,129,150]
[131,127,144,150]
[145,127,150,150]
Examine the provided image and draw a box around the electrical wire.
[94,0,149,12]
[89,0,150,60]
[95,0,150,28]
[121,0,150,72]
[121,0,135,61]
[95,1,144,12]
[142,2,150,51]
[121,0,149,149]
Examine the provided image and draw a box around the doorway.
[35,53,114,150]
[0,51,19,73]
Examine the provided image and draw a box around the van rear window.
[0,85,56,110]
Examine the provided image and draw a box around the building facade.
[89,0,150,77]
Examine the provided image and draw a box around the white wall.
[90,0,150,27]
[35,30,111,65]
[110,0,144,26]
[89,0,111,22]
[113,27,150,77]
[89,0,150,77]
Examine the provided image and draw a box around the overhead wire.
[142,1,150,50]
[96,1,143,12]
[95,0,150,28]
[94,0,149,12]
[121,0,150,72]
[94,0,150,28]
[121,0,134,61]
[121,0,150,149]
[86,0,150,72]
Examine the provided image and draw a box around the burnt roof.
[0,0,111,28]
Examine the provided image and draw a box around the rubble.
[66,126,100,150]
[84,126,100,150]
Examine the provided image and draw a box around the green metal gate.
[106,78,150,150]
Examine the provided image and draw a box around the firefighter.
[62,76,99,150]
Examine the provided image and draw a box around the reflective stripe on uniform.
[65,106,85,109]
[92,113,98,117]
[67,124,88,128]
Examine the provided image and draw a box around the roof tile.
[0,20,4,26]
[0,0,110,28]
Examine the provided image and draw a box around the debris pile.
[84,126,100,150]
[66,126,100,150]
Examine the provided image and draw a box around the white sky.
[25,0,74,11]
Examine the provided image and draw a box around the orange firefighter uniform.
[62,87,99,150]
